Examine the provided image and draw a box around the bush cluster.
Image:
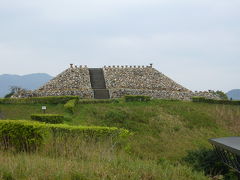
[182,148,236,178]
[64,99,78,113]
[0,120,130,152]
[48,123,130,140]
[192,97,240,105]
[104,110,129,124]
[124,95,151,102]
[0,96,79,104]
[31,114,64,124]
[0,120,46,152]
[78,99,119,104]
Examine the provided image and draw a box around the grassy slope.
[1,100,240,179]
[69,100,238,160]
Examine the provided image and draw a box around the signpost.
[42,106,47,114]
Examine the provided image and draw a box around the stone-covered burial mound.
[17,64,219,100]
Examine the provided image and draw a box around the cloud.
[1,0,239,23]
[0,0,239,91]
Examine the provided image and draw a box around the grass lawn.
[1,99,240,179]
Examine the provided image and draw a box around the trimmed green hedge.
[0,120,130,152]
[31,114,64,124]
[64,99,78,113]
[47,123,130,140]
[0,120,46,152]
[0,96,79,104]
[192,96,240,105]
[124,95,151,102]
[78,99,119,104]
[191,97,206,103]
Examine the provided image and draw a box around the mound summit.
[16,64,219,100]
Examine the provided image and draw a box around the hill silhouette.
[227,89,240,100]
[0,73,52,97]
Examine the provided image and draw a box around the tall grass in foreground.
[0,136,208,180]
[206,104,240,133]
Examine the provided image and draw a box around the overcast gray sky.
[0,0,239,92]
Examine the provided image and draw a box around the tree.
[215,90,228,100]
[4,86,25,98]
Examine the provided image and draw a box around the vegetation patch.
[78,99,119,104]
[0,107,4,119]
[192,96,240,105]
[0,120,46,152]
[0,120,130,152]
[1,99,240,179]
[31,114,65,124]
[124,95,151,102]
[182,148,237,179]
[104,109,130,124]
[64,99,78,113]
[0,96,79,104]
[157,101,217,129]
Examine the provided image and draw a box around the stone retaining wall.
[109,88,220,100]
[14,89,93,99]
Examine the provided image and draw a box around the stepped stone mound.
[30,66,93,98]
[103,66,187,91]
[16,64,220,100]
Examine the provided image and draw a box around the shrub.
[0,169,15,180]
[192,97,240,105]
[124,95,151,102]
[4,92,14,98]
[47,123,130,140]
[191,97,206,103]
[0,120,46,152]
[182,148,234,177]
[0,120,130,152]
[0,96,79,104]
[104,110,129,124]
[78,99,119,104]
[31,114,64,124]
[64,99,78,113]
[215,91,228,100]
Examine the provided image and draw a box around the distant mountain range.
[227,89,240,100]
[0,73,53,97]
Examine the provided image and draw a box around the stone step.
[89,68,106,89]
[89,68,110,99]
[93,89,110,99]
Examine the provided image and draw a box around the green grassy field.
[1,99,240,179]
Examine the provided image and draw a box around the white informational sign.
[42,106,47,110]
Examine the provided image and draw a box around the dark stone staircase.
[89,68,110,99]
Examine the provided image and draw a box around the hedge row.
[31,114,64,124]
[78,99,119,104]
[64,99,78,113]
[124,95,151,102]
[0,120,130,152]
[0,96,79,104]
[0,120,46,152]
[192,97,240,105]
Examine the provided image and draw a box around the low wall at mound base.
[109,89,220,100]
[14,89,94,99]
[14,88,220,101]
